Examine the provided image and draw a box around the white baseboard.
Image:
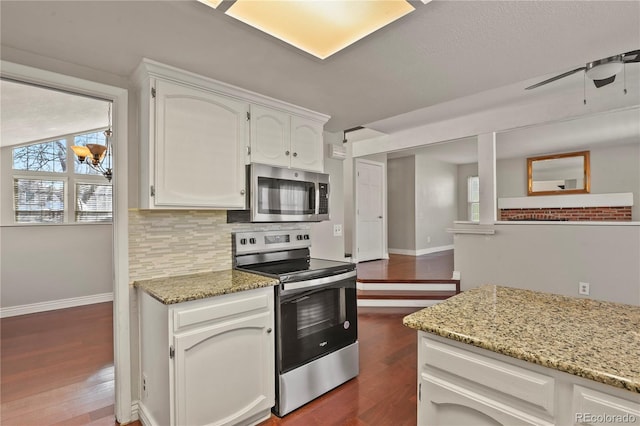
[357,299,443,308]
[120,400,140,425]
[0,292,114,318]
[137,401,155,426]
[357,282,457,291]
[388,244,454,256]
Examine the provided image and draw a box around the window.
[11,131,112,224]
[13,178,66,223]
[468,176,479,222]
[75,183,112,222]
[12,139,67,173]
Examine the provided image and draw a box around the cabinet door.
[419,372,554,426]
[173,311,274,426]
[290,116,324,172]
[250,105,290,168]
[154,79,248,208]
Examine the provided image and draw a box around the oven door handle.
[281,270,356,293]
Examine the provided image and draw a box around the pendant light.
[70,103,113,181]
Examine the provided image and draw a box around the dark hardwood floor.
[1,303,419,426]
[356,251,454,283]
[0,302,117,426]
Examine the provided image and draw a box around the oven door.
[277,271,357,373]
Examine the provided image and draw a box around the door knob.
[267,328,273,333]
[293,152,298,157]
[378,216,383,219]
[240,189,245,195]
[285,150,290,156]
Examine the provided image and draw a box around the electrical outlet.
[333,224,343,237]
[142,374,149,399]
[427,236,431,243]
[579,282,590,296]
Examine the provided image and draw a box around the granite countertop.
[403,285,640,393]
[133,269,279,304]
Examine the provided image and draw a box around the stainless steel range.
[232,229,358,417]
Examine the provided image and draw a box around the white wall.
[454,223,640,305]
[414,154,456,251]
[387,156,415,251]
[0,224,113,308]
[309,132,348,261]
[386,155,456,254]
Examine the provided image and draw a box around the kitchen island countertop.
[403,285,640,393]
[133,269,278,304]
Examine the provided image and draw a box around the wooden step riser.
[357,299,444,308]
[357,282,458,292]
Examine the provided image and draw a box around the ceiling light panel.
[197,0,223,9]
[225,0,415,59]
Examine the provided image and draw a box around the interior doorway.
[355,159,385,262]
[0,61,131,423]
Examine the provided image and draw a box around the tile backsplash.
[128,209,309,282]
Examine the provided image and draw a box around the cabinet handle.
[267,328,273,333]
[285,150,290,156]
[240,189,245,195]
[293,152,298,157]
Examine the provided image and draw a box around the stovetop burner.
[233,230,354,283]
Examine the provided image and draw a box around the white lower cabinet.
[138,287,275,426]
[417,332,640,426]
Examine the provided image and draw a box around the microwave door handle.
[315,182,320,216]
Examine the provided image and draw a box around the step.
[356,280,460,308]
[357,280,460,293]
[357,290,457,300]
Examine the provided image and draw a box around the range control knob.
[240,238,247,245]
[249,238,256,244]
[296,235,303,241]
[303,234,310,240]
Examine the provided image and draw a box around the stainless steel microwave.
[227,163,329,223]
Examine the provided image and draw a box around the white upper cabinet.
[134,59,330,209]
[153,79,248,208]
[250,106,326,173]
[290,115,324,172]
[249,105,290,168]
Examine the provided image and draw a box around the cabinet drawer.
[173,291,271,332]
[573,385,640,425]
[422,337,555,416]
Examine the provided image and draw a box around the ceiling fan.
[525,50,640,90]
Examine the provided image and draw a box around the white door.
[356,160,384,262]
[173,312,274,426]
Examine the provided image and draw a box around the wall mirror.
[527,150,590,195]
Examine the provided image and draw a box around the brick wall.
[499,206,632,222]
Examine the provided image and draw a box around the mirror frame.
[527,150,590,196]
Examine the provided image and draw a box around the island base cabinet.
[138,287,275,426]
[417,332,640,426]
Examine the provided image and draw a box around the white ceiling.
[0,80,110,147]
[1,0,639,133]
